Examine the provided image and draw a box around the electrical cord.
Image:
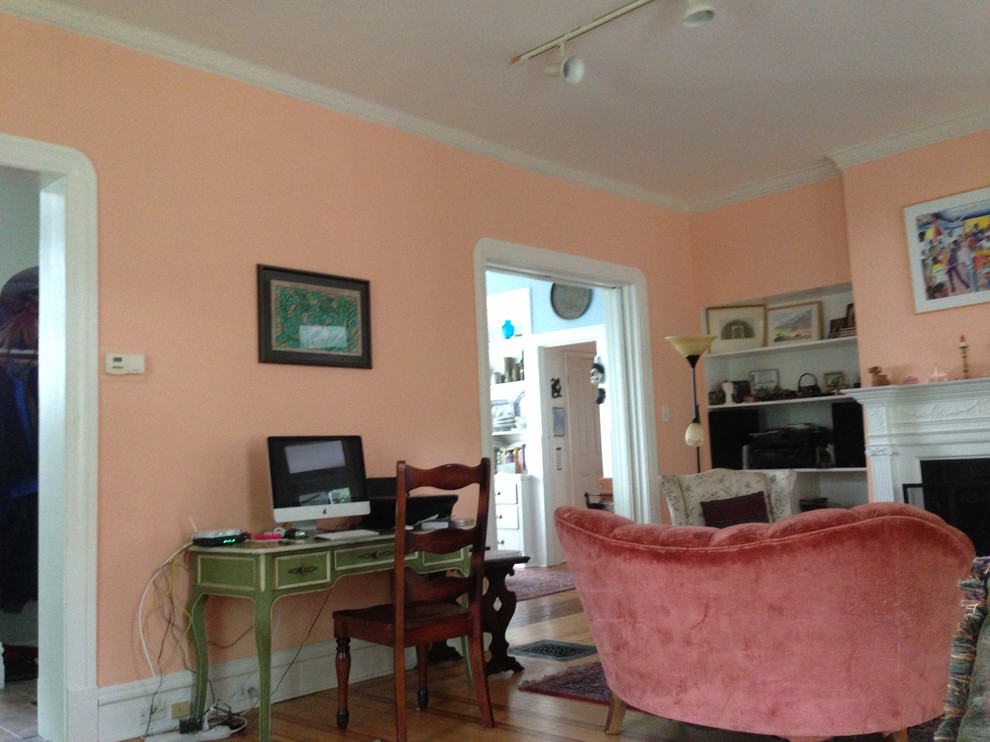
[270,586,334,698]
[138,541,192,736]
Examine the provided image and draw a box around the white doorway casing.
[2,134,99,741]
[474,238,659,536]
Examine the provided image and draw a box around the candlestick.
[960,334,969,379]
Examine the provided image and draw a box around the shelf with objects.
[702,283,867,508]
[487,287,540,556]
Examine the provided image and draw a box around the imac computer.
[267,435,371,532]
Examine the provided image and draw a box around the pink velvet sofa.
[555,502,974,742]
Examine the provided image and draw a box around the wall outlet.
[170,701,191,719]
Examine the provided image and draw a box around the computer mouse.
[284,528,308,540]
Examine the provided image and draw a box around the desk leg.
[189,591,210,718]
[482,564,524,675]
[254,594,275,742]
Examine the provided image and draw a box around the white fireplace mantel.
[842,379,990,503]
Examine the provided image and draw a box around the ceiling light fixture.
[511,0,656,66]
[543,45,586,85]
[682,0,715,28]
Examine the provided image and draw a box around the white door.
[564,351,604,501]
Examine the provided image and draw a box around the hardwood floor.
[217,586,779,742]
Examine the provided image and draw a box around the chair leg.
[468,625,495,728]
[605,691,626,734]
[415,644,430,710]
[334,637,351,729]
[394,643,407,742]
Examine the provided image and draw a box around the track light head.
[544,53,586,85]
[683,0,715,27]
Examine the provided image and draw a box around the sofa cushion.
[700,491,769,528]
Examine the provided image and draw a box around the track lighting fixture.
[543,46,586,85]
[683,0,715,27]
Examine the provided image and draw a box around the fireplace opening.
[919,458,990,555]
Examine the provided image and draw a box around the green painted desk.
[187,535,468,741]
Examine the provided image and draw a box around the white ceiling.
[5,0,990,211]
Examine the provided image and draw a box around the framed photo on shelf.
[705,304,766,354]
[258,265,371,368]
[823,371,846,390]
[749,368,780,392]
[903,185,990,313]
[828,318,846,338]
[766,301,822,345]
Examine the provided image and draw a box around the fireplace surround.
[843,378,990,550]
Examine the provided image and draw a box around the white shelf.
[708,394,856,411]
[707,335,857,360]
[493,428,527,436]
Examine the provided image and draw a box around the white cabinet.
[493,473,534,556]
[702,284,868,508]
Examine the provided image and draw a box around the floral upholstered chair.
[936,556,990,741]
[660,468,796,526]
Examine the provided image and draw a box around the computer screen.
[267,435,371,530]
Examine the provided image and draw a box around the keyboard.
[314,528,380,542]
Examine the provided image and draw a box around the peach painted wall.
[690,177,851,309]
[841,129,990,383]
[0,15,697,686]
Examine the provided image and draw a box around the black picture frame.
[258,265,371,368]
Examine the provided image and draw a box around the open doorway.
[484,273,608,566]
[1,134,99,741]
[474,238,659,566]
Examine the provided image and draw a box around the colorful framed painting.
[258,265,371,368]
[766,301,822,345]
[705,304,766,354]
[903,185,990,313]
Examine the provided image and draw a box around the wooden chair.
[332,458,495,742]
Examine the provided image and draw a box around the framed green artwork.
[258,265,371,368]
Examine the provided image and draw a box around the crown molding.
[2,0,685,212]
[828,109,990,171]
[685,161,841,214]
[6,0,986,217]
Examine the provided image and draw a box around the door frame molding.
[474,238,659,526]
[2,133,99,741]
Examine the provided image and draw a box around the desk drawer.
[334,543,396,572]
[274,553,330,588]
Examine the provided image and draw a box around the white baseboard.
[96,638,396,742]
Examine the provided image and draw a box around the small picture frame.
[828,318,846,338]
[766,301,822,345]
[258,265,371,368]
[823,371,846,391]
[552,407,566,437]
[749,369,780,392]
[705,304,766,354]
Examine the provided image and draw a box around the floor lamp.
[665,335,716,473]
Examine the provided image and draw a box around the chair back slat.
[406,575,472,605]
[393,459,491,624]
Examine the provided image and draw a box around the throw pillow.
[700,492,770,528]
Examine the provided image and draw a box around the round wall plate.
[550,283,592,320]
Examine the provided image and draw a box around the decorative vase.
[501,320,514,339]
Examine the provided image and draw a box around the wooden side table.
[483,550,530,675]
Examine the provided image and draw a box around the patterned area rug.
[504,567,575,601]
[520,662,941,741]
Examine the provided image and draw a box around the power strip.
[143,726,232,742]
